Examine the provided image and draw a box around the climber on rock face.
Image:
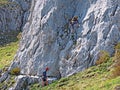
[69,16,80,43]
[69,16,80,33]
[70,16,80,28]
[42,67,49,86]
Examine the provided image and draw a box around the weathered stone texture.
[9,0,120,77]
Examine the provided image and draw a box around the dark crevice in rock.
[19,11,25,32]
[105,23,113,41]
[111,4,118,16]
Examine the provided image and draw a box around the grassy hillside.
[31,55,120,90]
[0,0,9,4]
[0,41,19,69]
[0,32,20,69]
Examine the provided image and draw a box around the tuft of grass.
[95,50,110,65]
[111,43,120,77]
[112,61,120,78]
[0,0,9,5]
[115,42,120,50]
[10,67,20,75]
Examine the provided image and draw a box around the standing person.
[42,67,49,86]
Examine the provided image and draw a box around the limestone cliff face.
[0,2,22,45]
[0,3,22,32]
[10,0,120,77]
[9,0,32,26]
[0,0,32,45]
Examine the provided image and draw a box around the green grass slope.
[0,33,20,69]
[0,0,9,4]
[31,57,120,90]
[0,41,19,69]
[0,31,20,90]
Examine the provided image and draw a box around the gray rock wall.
[0,3,22,31]
[0,0,33,31]
[9,0,32,27]
[0,0,32,45]
[0,2,22,45]
[10,0,120,77]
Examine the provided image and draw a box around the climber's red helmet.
[46,67,49,71]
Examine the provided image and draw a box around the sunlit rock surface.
[9,0,120,77]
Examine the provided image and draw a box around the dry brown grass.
[95,50,110,65]
[112,43,120,77]
[0,0,9,4]
[10,67,20,75]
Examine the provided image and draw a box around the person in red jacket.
[42,67,49,86]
